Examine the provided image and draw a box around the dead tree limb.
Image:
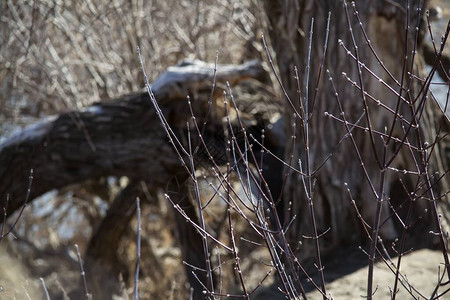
[0,59,264,219]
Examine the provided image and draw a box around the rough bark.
[263,0,449,257]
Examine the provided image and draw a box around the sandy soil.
[306,249,446,299]
[252,249,448,299]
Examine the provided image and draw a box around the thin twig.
[40,277,51,300]
[75,244,91,300]
[133,197,141,300]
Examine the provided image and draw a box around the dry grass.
[0,0,266,131]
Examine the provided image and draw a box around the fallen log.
[0,59,265,219]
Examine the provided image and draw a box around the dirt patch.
[306,249,446,299]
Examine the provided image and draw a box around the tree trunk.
[84,180,144,300]
[263,0,449,258]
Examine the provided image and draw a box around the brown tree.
[263,0,449,298]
